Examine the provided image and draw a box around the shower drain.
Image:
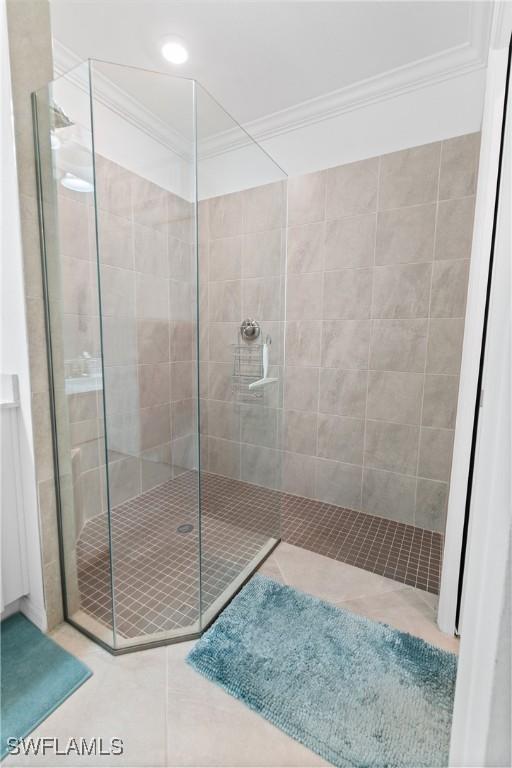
[177,523,194,534]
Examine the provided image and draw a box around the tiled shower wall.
[198,182,287,488]
[202,133,479,533]
[6,0,63,628]
[60,155,196,527]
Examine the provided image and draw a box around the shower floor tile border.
[75,471,443,640]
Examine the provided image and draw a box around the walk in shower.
[33,61,287,651]
[34,59,477,655]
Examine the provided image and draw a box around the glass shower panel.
[34,61,287,653]
[89,62,199,649]
[196,84,287,627]
[33,64,114,647]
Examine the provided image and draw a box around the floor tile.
[5,542,456,767]
[166,642,327,767]
[269,542,406,604]
[338,588,459,653]
[5,626,168,767]
[76,472,443,642]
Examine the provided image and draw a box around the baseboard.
[19,595,47,631]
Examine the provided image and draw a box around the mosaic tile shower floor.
[76,472,442,639]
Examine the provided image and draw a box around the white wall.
[449,30,512,766]
[49,68,194,201]
[200,67,486,198]
[0,0,46,628]
[53,41,487,200]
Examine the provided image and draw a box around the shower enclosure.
[33,61,287,652]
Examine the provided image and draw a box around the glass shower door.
[34,61,287,652]
[33,63,116,648]
[196,85,287,628]
[89,62,200,649]
[34,62,201,651]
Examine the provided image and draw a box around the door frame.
[437,30,510,636]
[448,30,511,766]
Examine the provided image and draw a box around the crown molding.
[199,2,493,159]
[52,40,192,161]
[53,2,493,163]
[490,0,512,49]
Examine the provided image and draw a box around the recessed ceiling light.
[161,37,189,65]
[61,173,93,193]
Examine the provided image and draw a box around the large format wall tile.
[137,319,170,364]
[318,369,367,419]
[439,133,480,200]
[135,272,167,320]
[286,273,323,320]
[286,320,322,366]
[315,458,362,510]
[435,197,475,261]
[282,452,317,498]
[287,170,326,226]
[208,436,240,479]
[372,262,432,318]
[208,280,241,322]
[287,222,325,274]
[379,143,441,209]
[208,236,242,281]
[209,191,244,239]
[203,133,477,535]
[282,410,318,456]
[325,158,378,219]
[138,363,171,409]
[376,204,436,265]
[59,196,92,262]
[240,404,279,448]
[135,222,169,277]
[243,229,283,277]
[243,181,285,233]
[430,259,470,318]
[241,444,281,489]
[284,366,319,411]
[139,404,171,451]
[369,318,428,373]
[324,214,376,270]
[322,268,372,320]
[317,413,365,465]
[321,319,371,369]
[208,362,235,402]
[415,478,449,530]
[367,371,423,425]
[421,374,459,429]
[426,318,465,375]
[364,420,419,475]
[98,210,133,272]
[362,468,416,523]
[418,427,455,482]
[243,276,282,321]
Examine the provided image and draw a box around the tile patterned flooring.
[77,472,277,639]
[76,472,442,639]
[6,543,457,768]
[281,493,443,593]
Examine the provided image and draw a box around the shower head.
[50,102,74,130]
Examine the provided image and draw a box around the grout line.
[360,157,381,511]
[413,141,444,526]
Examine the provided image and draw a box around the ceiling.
[50,1,486,129]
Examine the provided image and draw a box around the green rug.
[187,574,457,768]
[0,613,92,760]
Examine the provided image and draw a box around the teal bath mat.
[0,613,92,760]
[187,575,457,768]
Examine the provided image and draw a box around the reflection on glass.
[33,61,286,653]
